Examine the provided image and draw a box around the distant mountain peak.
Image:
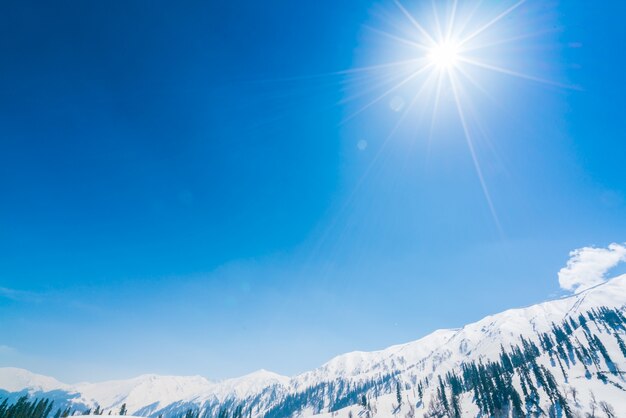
[0,367,69,393]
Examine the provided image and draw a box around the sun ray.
[445,0,459,40]
[364,25,431,51]
[394,0,437,46]
[431,0,445,41]
[330,58,425,76]
[458,0,526,47]
[449,73,503,233]
[459,29,558,53]
[248,58,426,85]
[341,63,434,123]
[337,65,418,106]
[454,65,494,102]
[458,57,577,89]
[452,0,485,41]
[426,70,445,155]
[315,69,441,258]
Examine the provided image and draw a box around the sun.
[427,41,460,69]
[340,0,547,231]
[338,0,567,231]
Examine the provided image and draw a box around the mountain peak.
[0,367,69,393]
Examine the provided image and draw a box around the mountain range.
[2,275,626,417]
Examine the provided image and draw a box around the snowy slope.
[0,367,69,393]
[216,369,290,399]
[307,275,626,418]
[293,274,626,391]
[1,274,625,417]
[391,275,626,380]
[74,374,216,413]
[314,297,626,417]
[292,328,457,391]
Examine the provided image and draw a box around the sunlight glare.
[428,41,460,69]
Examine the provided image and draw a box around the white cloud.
[558,243,626,293]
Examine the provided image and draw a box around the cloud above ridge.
[558,242,626,293]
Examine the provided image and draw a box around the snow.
[1,274,625,417]
[292,328,457,390]
[216,369,290,398]
[74,374,215,414]
[0,367,69,393]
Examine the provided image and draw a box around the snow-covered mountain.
[2,275,626,417]
[0,368,69,393]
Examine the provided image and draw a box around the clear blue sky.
[1,0,625,383]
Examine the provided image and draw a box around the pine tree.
[614,332,626,358]
[395,380,402,408]
[578,313,589,332]
[0,395,55,418]
[510,387,524,418]
[592,335,615,372]
[437,376,449,414]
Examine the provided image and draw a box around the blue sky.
[1,0,625,382]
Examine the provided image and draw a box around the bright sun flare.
[340,0,563,232]
[427,42,460,69]
[338,0,567,231]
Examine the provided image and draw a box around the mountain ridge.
[2,274,625,417]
